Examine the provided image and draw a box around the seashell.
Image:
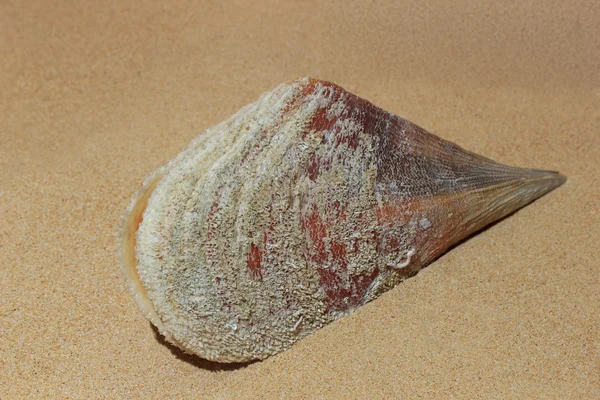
[119,77,565,363]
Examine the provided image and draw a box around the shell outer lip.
[118,169,171,339]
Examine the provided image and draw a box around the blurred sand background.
[1,0,599,398]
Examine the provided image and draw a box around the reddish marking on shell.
[297,80,341,139]
[287,79,383,156]
[381,235,401,255]
[352,99,379,137]
[301,208,328,265]
[317,268,379,311]
[311,107,337,132]
[331,240,346,262]
[301,206,345,268]
[305,152,332,182]
[300,201,380,312]
[331,92,376,150]
[247,243,263,281]
[307,153,320,181]
[239,143,262,167]
[376,203,405,222]
[333,125,360,150]
[282,78,321,115]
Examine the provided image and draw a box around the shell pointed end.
[515,168,567,201]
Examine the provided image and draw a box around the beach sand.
[2,1,599,398]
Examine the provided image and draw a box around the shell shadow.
[150,324,256,371]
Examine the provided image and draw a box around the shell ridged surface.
[120,77,565,362]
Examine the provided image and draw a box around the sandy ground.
[1,0,599,398]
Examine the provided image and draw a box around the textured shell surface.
[119,77,565,363]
